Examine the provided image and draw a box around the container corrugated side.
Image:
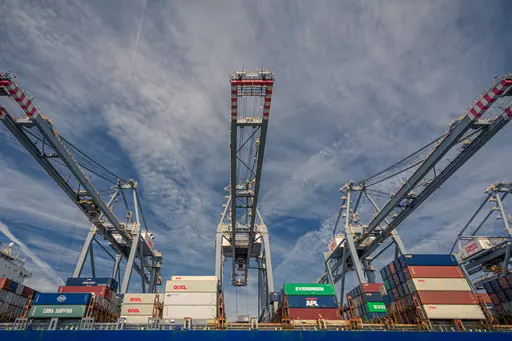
[164,292,217,306]
[360,283,383,293]
[407,278,471,292]
[165,280,217,293]
[286,295,337,308]
[422,304,485,319]
[28,304,87,318]
[283,283,336,296]
[367,302,387,313]
[401,254,457,267]
[414,291,477,305]
[65,277,118,291]
[33,293,91,305]
[287,308,341,320]
[0,278,12,291]
[58,286,113,301]
[407,266,464,278]
[121,315,154,324]
[120,304,155,316]
[162,305,217,320]
[123,293,161,305]
[170,276,218,281]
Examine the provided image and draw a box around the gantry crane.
[451,182,512,290]
[0,72,163,293]
[215,69,276,322]
[319,74,512,306]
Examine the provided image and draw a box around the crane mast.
[0,72,163,293]
[319,74,512,305]
[215,69,276,322]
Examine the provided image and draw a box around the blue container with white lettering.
[286,295,338,308]
[33,293,92,305]
[65,277,118,292]
[399,254,457,267]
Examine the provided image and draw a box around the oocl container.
[422,304,485,319]
[283,283,336,296]
[164,292,217,306]
[165,280,217,293]
[121,304,155,316]
[28,304,87,318]
[162,305,217,320]
[123,293,161,305]
[171,276,218,281]
[33,293,92,306]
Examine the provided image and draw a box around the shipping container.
[406,266,463,278]
[33,293,91,306]
[400,254,457,267]
[121,304,155,316]
[283,283,336,296]
[15,284,24,296]
[165,280,217,293]
[58,286,113,301]
[9,281,17,293]
[413,291,477,305]
[363,292,383,302]
[170,276,218,281]
[422,304,485,320]
[162,305,217,320]
[20,286,36,298]
[361,283,383,293]
[287,308,341,320]
[121,315,154,324]
[164,292,217,306]
[123,293,161,305]
[286,295,337,309]
[407,278,471,292]
[28,304,87,319]
[65,277,118,291]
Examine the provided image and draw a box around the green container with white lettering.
[28,305,87,318]
[367,302,387,313]
[283,283,336,296]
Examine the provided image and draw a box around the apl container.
[33,293,92,306]
[162,305,217,320]
[164,292,217,306]
[283,283,336,296]
[287,308,341,320]
[58,286,113,301]
[422,304,485,319]
[65,277,118,292]
[286,295,337,308]
[165,280,217,293]
[28,304,87,318]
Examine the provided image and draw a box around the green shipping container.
[28,305,87,318]
[283,283,336,296]
[367,302,387,313]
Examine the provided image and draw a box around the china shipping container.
[122,293,161,305]
[283,283,336,296]
[164,292,217,306]
[28,304,87,319]
[33,293,92,306]
[421,304,485,320]
[58,286,113,301]
[413,291,477,305]
[162,305,217,320]
[165,280,217,293]
[65,277,118,292]
[171,276,218,281]
[287,308,341,320]
[285,295,337,308]
[407,278,471,292]
[121,304,155,316]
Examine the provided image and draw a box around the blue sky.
[0,0,511,318]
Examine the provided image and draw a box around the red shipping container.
[413,291,477,305]
[407,266,463,278]
[361,283,383,293]
[58,285,113,301]
[0,278,13,291]
[20,286,36,298]
[389,263,396,275]
[474,293,491,303]
[288,308,341,320]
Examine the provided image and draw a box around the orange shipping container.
[407,266,463,278]
[413,291,477,305]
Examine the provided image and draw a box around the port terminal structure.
[319,74,512,305]
[0,72,163,294]
[215,69,276,322]
[452,182,512,290]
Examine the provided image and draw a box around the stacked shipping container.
[0,278,37,321]
[346,283,387,321]
[483,273,512,319]
[163,276,218,322]
[283,283,341,320]
[121,293,162,324]
[380,254,485,321]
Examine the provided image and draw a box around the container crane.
[0,72,163,293]
[451,181,512,290]
[319,74,512,305]
[215,69,276,322]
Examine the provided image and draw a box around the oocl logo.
[173,285,187,290]
[128,308,140,313]
[129,297,142,302]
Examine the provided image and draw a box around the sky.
[0,0,511,319]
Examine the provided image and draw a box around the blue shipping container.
[363,292,383,302]
[383,295,391,306]
[287,295,338,308]
[9,280,18,293]
[33,293,92,305]
[399,254,457,267]
[65,277,118,291]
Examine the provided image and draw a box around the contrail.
[128,0,148,80]
[0,220,64,286]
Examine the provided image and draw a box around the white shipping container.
[121,315,154,324]
[15,284,24,296]
[328,235,344,252]
[407,278,471,293]
[121,304,156,316]
[164,292,217,306]
[165,280,217,293]
[123,293,161,305]
[171,276,218,281]
[422,304,485,320]
[162,305,217,320]
[380,286,387,296]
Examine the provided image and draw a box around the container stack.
[345,283,386,321]
[380,254,485,321]
[120,293,163,324]
[282,283,341,320]
[482,273,512,320]
[163,276,219,323]
[0,278,37,321]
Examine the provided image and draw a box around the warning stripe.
[505,107,512,119]
[230,85,238,119]
[263,86,273,118]
[468,78,512,119]
[0,106,6,120]
[0,78,39,118]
